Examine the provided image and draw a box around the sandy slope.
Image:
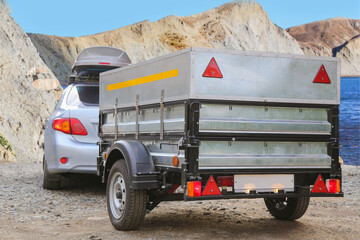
[28,2,302,84]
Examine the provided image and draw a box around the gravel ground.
[0,161,359,240]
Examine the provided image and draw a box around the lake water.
[340,77,360,165]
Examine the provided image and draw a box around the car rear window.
[77,86,99,105]
[66,85,99,106]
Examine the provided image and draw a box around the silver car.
[43,46,131,189]
[43,83,100,189]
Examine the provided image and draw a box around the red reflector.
[202,175,221,196]
[217,176,234,187]
[313,64,331,84]
[99,62,110,65]
[167,184,179,195]
[311,174,328,193]
[327,179,341,193]
[202,57,223,78]
[60,157,67,164]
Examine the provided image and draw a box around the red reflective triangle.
[313,65,331,84]
[167,184,179,195]
[202,175,221,196]
[202,57,223,78]
[311,174,328,193]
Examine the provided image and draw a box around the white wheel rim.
[109,172,126,219]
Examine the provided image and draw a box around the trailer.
[97,47,343,231]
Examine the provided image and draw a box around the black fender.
[104,140,159,189]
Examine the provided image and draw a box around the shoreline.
[341,75,360,78]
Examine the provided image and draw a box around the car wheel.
[264,187,310,220]
[43,156,61,190]
[106,160,147,231]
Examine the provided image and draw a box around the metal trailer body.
[97,48,342,230]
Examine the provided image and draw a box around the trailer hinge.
[160,89,165,141]
[114,97,118,139]
[135,94,139,140]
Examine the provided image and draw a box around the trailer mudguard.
[105,140,159,189]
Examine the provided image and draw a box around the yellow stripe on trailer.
[107,69,178,91]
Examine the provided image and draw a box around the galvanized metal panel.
[134,140,331,170]
[192,49,339,105]
[99,48,340,112]
[100,49,192,111]
[101,104,185,135]
[198,141,331,169]
[199,104,331,135]
[142,141,185,168]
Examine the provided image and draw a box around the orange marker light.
[172,156,179,167]
[187,182,194,197]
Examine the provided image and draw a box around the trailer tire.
[106,160,147,231]
[264,187,310,221]
[43,158,61,190]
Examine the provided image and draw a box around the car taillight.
[70,118,87,135]
[52,118,87,136]
[53,118,71,134]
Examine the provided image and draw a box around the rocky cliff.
[0,0,61,162]
[335,35,360,76]
[287,17,360,76]
[28,2,303,84]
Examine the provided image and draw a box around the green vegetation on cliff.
[0,133,16,157]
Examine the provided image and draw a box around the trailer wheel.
[264,187,310,220]
[106,160,147,231]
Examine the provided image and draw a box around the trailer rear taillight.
[217,176,234,187]
[187,181,201,197]
[327,179,341,193]
[53,118,87,136]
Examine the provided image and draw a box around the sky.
[7,0,360,37]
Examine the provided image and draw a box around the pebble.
[1,162,359,239]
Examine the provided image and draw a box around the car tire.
[264,187,310,220]
[106,160,147,231]
[43,156,61,190]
